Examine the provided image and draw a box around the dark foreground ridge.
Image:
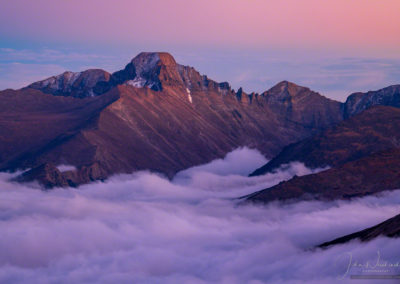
[247,146,400,203]
[319,213,400,248]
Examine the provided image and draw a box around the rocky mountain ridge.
[246,107,400,203]
[1,52,347,187]
[250,106,400,176]
[2,51,399,187]
[28,52,233,98]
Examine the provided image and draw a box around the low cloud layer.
[0,148,399,283]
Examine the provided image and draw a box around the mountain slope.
[250,106,400,176]
[344,84,400,118]
[0,52,344,187]
[263,80,343,130]
[0,87,119,170]
[319,213,400,247]
[247,147,400,203]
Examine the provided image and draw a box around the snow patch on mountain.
[40,71,82,91]
[125,77,147,88]
[186,88,193,103]
[131,52,160,76]
[56,165,76,172]
[121,53,163,89]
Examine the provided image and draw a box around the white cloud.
[0,148,399,283]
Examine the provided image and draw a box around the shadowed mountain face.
[251,106,400,176]
[0,52,346,187]
[245,105,400,243]
[247,147,400,203]
[262,81,343,130]
[319,213,400,248]
[0,87,119,170]
[344,85,400,118]
[28,69,112,98]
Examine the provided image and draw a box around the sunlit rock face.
[2,52,351,187]
[4,52,400,188]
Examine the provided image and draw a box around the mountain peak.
[119,52,179,90]
[27,51,231,96]
[344,84,400,118]
[263,80,313,104]
[275,80,297,88]
[130,52,177,71]
[124,51,229,92]
[268,80,308,96]
[28,69,111,98]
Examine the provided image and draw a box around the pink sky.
[1,0,399,56]
[1,0,399,100]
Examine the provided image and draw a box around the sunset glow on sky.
[1,0,399,100]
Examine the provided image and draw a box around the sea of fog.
[0,148,399,283]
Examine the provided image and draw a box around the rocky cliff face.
[28,52,234,98]
[28,69,112,98]
[343,84,400,118]
[263,80,343,130]
[0,52,346,187]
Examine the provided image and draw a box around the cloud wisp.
[0,48,123,90]
[0,148,399,283]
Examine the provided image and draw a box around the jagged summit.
[27,52,330,103]
[260,80,343,130]
[264,80,313,102]
[126,51,189,90]
[27,51,232,96]
[271,80,301,89]
[105,51,234,93]
[344,84,400,118]
[132,52,177,67]
[28,69,111,98]
[27,52,181,96]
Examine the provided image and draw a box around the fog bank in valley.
[0,148,399,283]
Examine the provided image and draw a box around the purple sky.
[1,0,400,101]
